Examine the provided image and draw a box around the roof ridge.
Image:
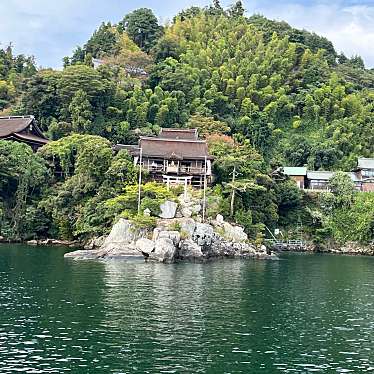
[0,115,34,119]
[140,137,206,144]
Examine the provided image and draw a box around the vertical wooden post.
[137,147,143,214]
[202,156,207,222]
[230,164,236,218]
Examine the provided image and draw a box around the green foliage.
[0,141,48,239]
[105,181,174,219]
[69,89,93,133]
[130,214,157,229]
[2,6,374,245]
[323,193,374,244]
[0,45,36,111]
[327,171,355,207]
[187,115,230,137]
[119,8,162,52]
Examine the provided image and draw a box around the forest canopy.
[0,1,373,245]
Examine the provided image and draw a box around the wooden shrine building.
[0,116,48,151]
[116,128,213,188]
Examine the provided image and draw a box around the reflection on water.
[1,245,374,373]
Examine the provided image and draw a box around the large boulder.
[193,223,215,247]
[159,200,178,219]
[178,239,203,260]
[148,238,176,263]
[96,219,143,257]
[180,218,196,238]
[135,238,155,255]
[181,207,192,218]
[84,235,107,250]
[222,222,248,242]
[158,230,181,246]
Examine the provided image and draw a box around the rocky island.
[65,193,276,262]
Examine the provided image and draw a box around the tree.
[228,1,245,17]
[120,8,162,52]
[152,36,182,63]
[85,22,118,58]
[0,141,48,239]
[328,171,355,208]
[187,115,230,137]
[69,90,93,133]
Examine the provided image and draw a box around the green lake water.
[1,244,374,373]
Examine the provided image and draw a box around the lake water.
[1,244,374,373]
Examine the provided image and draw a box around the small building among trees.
[0,116,48,151]
[282,159,373,192]
[355,158,374,192]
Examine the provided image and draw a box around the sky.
[1,0,374,69]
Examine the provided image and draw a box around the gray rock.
[64,250,100,259]
[216,214,224,225]
[152,227,161,241]
[158,231,181,246]
[135,238,155,254]
[181,207,192,218]
[193,223,215,247]
[98,219,143,257]
[159,200,178,219]
[27,240,38,246]
[191,204,202,214]
[180,218,196,238]
[178,239,203,260]
[222,222,248,242]
[148,238,176,263]
[84,236,106,250]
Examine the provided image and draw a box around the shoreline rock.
[26,238,81,248]
[65,217,278,262]
[273,241,374,256]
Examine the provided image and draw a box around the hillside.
[0,1,373,245]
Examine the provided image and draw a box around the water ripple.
[1,246,374,373]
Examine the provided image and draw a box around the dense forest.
[0,1,373,246]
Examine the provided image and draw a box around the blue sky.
[1,0,374,68]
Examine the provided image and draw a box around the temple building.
[116,128,213,188]
[0,116,48,151]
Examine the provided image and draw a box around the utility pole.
[137,147,143,214]
[230,165,237,218]
[202,156,207,222]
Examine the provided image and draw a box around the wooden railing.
[142,164,206,175]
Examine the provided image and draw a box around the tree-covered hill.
[0,1,373,245]
[5,1,372,171]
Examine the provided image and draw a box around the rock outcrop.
[65,193,277,262]
[65,216,276,262]
[159,200,178,219]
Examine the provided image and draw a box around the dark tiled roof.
[159,128,198,140]
[0,116,34,137]
[0,116,47,144]
[13,132,48,144]
[139,137,212,160]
